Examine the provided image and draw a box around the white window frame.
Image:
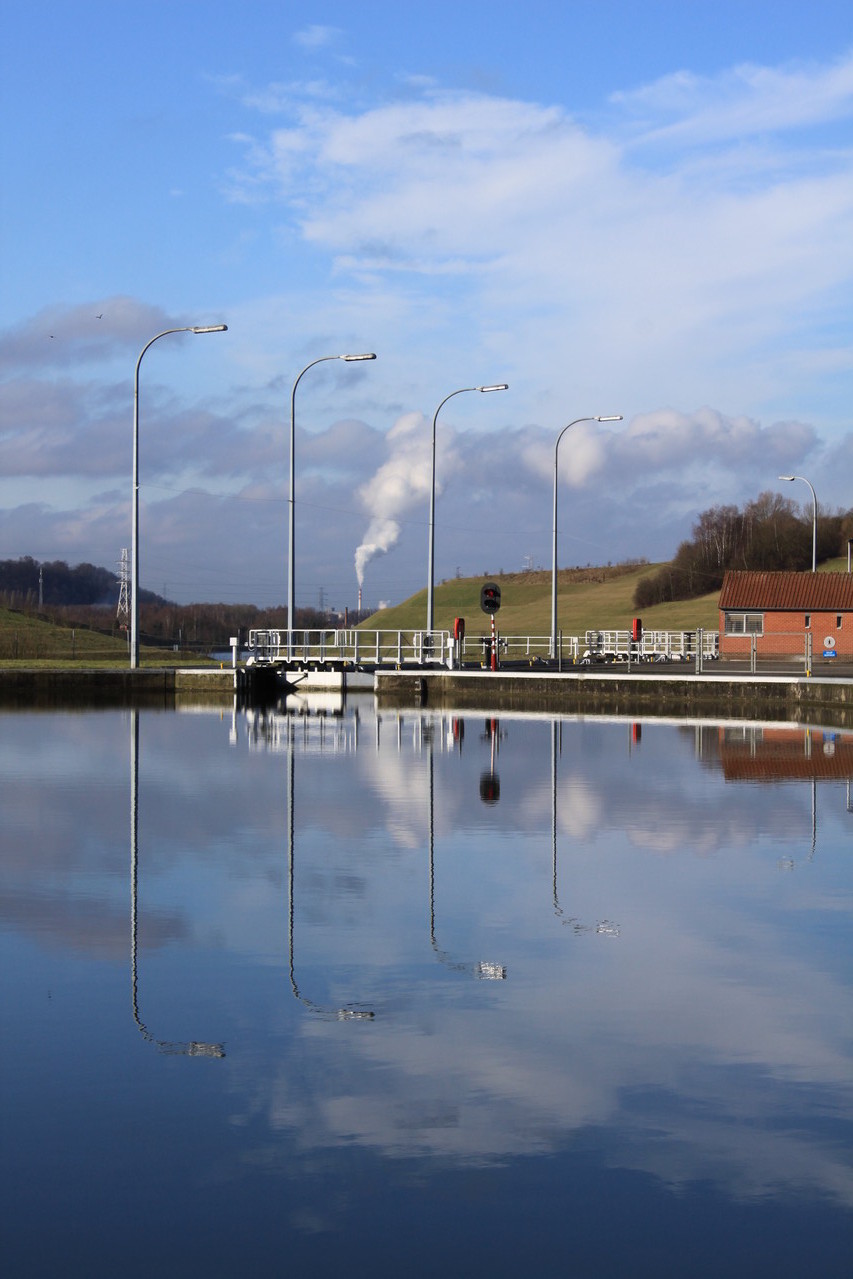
[724,612,763,636]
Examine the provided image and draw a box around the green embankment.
[364,557,851,639]
[363,564,721,638]
[0,608,211,667]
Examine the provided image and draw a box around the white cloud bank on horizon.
[0,380,839,605]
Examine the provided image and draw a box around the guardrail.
[247,629,455,667]
[247,628,721,669]
[579,629,719,663]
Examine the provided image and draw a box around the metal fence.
[247,627,722,670]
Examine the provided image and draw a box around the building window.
[837,615,842,629]
[805,614,811,629]
[725,612,763,635]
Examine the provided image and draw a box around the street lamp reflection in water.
[551,719,620,937]
[428,740,506,980]
[286,730,375,1020]
[130,712,225,1057]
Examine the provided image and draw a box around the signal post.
[480,581,502,671]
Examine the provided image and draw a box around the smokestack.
[358,586,362,614]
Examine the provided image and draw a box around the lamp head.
[778,475,795,482]
[342,353,377,361]
[595,414,622,422]
[191,325,228,334]
[477,383,509,392]
[185,1041,227,1057]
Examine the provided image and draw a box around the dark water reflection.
[2,699,852,1276]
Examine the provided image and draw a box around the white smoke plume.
[355,411,456,588]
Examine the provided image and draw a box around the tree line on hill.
[633,493,853,608]
[0,556,371,648]
[0,556,149,607]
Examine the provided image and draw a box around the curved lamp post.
[426,384,508,634]
[132,324,227,668]
[288,353,376,658]
[551,415,622,659]
[779,475,817,572]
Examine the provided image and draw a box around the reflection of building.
[715,725,853,782]
[719,571,853,661]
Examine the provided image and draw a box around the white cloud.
[0,297,184,374]
[292,24,342,51]
[613,52,853,147]
[224,56,853,435]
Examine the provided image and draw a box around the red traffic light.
[480,581,501,614]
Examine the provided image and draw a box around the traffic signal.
[480,581,501,614]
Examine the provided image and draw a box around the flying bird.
[95,313,103,319]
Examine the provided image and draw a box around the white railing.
[580,629,719,662]
[246,628,720,669]
[247,628,454,667]
[460,633,560,663]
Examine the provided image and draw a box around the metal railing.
[247,628,455,667]
[247,628,721,670]
[578,629,719,663]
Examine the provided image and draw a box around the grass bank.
[364,557,851,638]
[364,564,721,638]
[0,606,214,668]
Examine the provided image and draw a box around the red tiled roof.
[719,571,853,611]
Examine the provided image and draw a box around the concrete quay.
[374,666,853,727]
[3,663,853,730]
[0,666,237,707]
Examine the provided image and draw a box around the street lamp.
[551,415,622,659]
[131,324,227,668]
[779,475,818,572]
[288,353,376,658]
[426,383,508,634]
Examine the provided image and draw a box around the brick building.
[718,571,853,661]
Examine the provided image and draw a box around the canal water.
[2,698,852,1276]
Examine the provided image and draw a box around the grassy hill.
[364,556,852,638]
[364,563,722,638]
[0,607,210,666]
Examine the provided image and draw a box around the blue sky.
[1,1,852,608]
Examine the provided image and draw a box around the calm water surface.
[2,699,852,1276]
